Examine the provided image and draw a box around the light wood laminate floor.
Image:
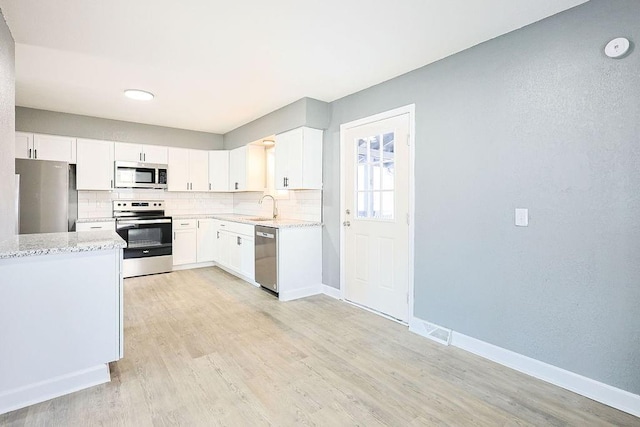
[2,267,637,426]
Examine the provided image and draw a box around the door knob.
[343,221,351,227]
[345,209,351,215]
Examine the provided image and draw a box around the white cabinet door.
[168,148,208,192]
[208,150,230,192]
[114,142,142,162]
[189,150,209,192]
[142,145,168,164]
[196,219,216,263]
[114,143,168,164]
[76,138,115,191]
[217,230,231,268]
[229,146,246,191]
[33,134,76,163]
[275,127,323,190]
[168,147,190,191]
[15,132,33,159]
[173,228,197,265]
[229,145,265,192]
[239,235,255,280]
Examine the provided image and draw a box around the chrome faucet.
[259,194,278,219]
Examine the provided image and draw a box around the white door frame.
[339,104,416,324]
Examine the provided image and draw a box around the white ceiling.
[0,0,587,134]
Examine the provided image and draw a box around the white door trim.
[339,104,416,324]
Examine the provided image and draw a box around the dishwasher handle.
[256,231,275,239]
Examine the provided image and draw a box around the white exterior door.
[343,113,411,322]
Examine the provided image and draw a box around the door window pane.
[354,131,395,220]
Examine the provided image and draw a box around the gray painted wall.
[223,97,329,149]
[0,10,15,241]
[16,107,223,150]
[323,0,640,394]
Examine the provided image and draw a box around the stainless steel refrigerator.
[15,159,78,234]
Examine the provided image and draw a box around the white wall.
[0,10,15,241]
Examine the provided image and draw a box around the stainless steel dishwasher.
[255,225,278,293]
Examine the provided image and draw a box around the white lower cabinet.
[196,219,218,263]
[76,220,115,232]
[216,221,255,281]
[173,220,197,266]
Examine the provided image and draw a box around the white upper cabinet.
[76,138,115,191]
[275,127,323,190]
[167,147,209,192]
[15,132,32,159]
[114,142,168,164]
[229,145,265,192]
[208,150,230,192]
[16,132,77,163]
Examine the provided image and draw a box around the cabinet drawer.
[218,220,254,236]
[76,221,115,231]
[173,219,197,230]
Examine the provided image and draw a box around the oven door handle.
[116,224,137,230]
[117,219,172,225]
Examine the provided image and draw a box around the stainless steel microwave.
[114,161,168,189]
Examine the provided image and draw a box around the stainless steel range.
[114,200,172,278]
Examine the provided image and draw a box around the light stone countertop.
[0,230,127,259]
[76,217,116,223]
[171,214,322,228]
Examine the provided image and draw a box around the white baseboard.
[450,331,640,418]
[321,284,341,299]
[171,261,215,271]
[0,364,110,415]
[279,284,322,302]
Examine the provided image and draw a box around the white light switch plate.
[515,208,528,227]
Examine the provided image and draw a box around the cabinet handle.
[143,153,146,161]
[90,226,101,229]
[173,232,176,240]
[191,183,193,190]
[34,149,37,159]
[217,231,219,239]
[209,183,211,191]
[140,153,142,161]
[110,179,114,188]
[28,148,32,158]
[180,223,189,226]
[197,220,199,228]
[283,177,286,187]
[237,236,241,245]
[235,182,239,190]
[186,182,189,190]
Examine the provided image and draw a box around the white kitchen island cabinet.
[0,231,125,415]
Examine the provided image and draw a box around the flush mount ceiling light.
[124,89,154,101]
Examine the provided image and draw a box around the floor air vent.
[409,318,452,346]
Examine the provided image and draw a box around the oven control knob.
[117,203,121,206]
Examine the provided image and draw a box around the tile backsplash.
[78,189,322,222]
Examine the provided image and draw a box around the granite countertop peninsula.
[171,214,322,228]
[0,230,127,259]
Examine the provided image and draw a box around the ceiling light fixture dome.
[124,89,154,101]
